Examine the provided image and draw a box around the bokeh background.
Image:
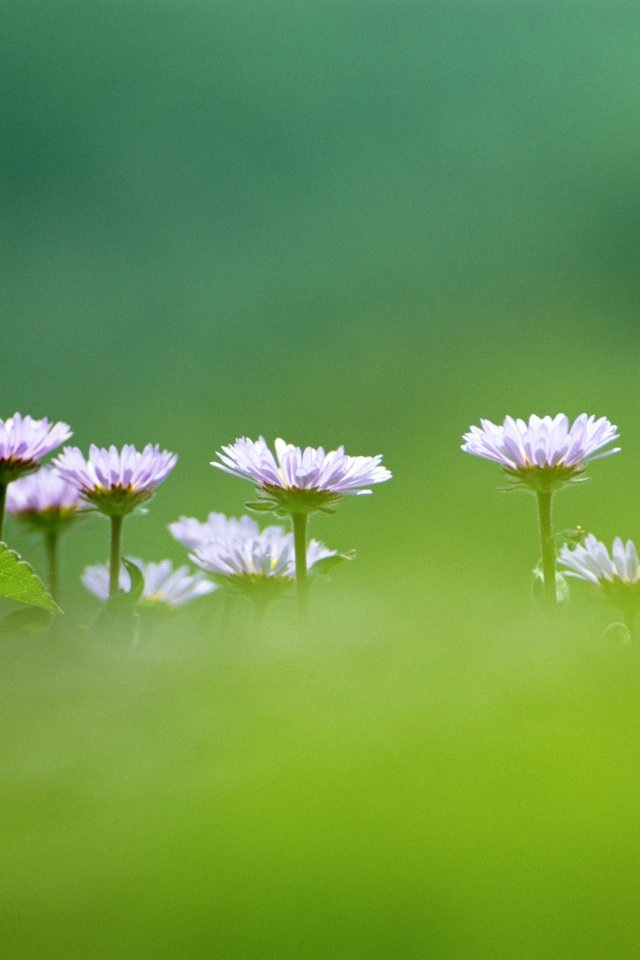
[4,2,640,957]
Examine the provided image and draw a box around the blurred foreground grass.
[3,574,640,960]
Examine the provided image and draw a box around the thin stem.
[536,489,557,607]
[44,531,59,602]
[0,480,7,542]
[291,511,309,628]
[109,514,124,598]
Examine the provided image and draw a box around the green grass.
[2,573,640,959]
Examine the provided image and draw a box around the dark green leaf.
[0,542,61,613]
[122,558,145,603]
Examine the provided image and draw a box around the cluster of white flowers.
[0,419,390,619]
[462,412,640,625]
[5,407,640,630]
[170,512,336,584]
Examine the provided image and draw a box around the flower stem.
[291,511,309,627]
[109,514,124,598]
[44,531,59,602]
[536,490,557,607]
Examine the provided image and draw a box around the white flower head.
[6,465,85,534]
[82,558,216,606]
[54,443,177,516]
[211,436,391,514]
[7,465,82,514]
[190,524,336,580]
[462,414,620,492]
[0,413,72,482]
[559,533,640,626]
[187,516,341,606]
[169,512,260,550]
[559,534,640,585]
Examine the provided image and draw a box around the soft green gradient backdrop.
[3,3,640,958]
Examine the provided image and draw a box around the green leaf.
[531,565,570,605]
[121,557,145,603]
[309,550,356,579]
[99,558,145,615]
[0,542,61,613]
[92,559,144,644]
[0,607,54,637]
[602,622,632,645]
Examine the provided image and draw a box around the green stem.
[44,531,59,602]
[291,511,309,628]
[537,490,557,608]
[0,480,6,542]
[109,514,124,598]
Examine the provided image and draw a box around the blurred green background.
[4,2,640,957]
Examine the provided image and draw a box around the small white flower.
[175,512,342,609]
[82,558,216,606]
[559,534,640,629]
[190,524,336,581]
[559,534,640,585]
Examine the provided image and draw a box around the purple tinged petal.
[612,537,628,580]
[189,516,337,580]
[611,537,639,582]
[6,465,83,514]
[211,437,391,495]
[169,512,260,550]
[82,557,214,604]
[462,413,619,470]
[559,533,640,585]
[0,413,72,465]
[54,443,176,495]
